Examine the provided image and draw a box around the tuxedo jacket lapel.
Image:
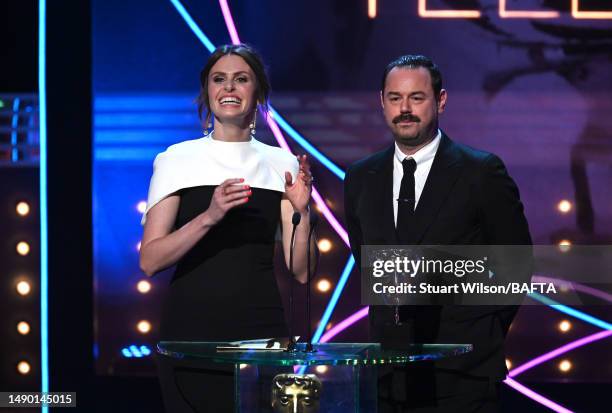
[367,146,398,244]
[408,134,463,244]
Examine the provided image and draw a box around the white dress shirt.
[393,130,442,226]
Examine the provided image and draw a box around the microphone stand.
[287,211,301,352]
[305,210,318,353]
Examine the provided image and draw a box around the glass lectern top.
[157,342,473,367]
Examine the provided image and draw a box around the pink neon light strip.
[503,378,574,413]
[218,2,350,248]
[319,307,369,343]
[219,0,240,44]
[509,329,612,377]
[310,187,349,247]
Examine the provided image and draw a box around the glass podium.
[157,341,473,413]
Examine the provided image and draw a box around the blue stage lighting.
[169,0,216,53]
[530,293,612,331]
[311,256,356,344]
[38,0,49,407]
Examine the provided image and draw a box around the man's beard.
[394,131,428,147]
[391,113,436,148]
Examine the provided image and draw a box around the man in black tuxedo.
[344,55,532,412]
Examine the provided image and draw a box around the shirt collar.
[394,129,441,165]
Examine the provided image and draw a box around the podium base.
[236,364,377,413]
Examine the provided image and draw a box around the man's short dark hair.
[381,55,443,98]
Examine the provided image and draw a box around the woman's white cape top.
[142,136,299,224]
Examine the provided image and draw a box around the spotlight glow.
[558,320,572,333]
[558,239,571,253]
[137,280,152,294]
[16,201,31,216]
[137,320,151,334]
[558,359,572,373]
[17,241,31,256]
[505,358,512,369]
[17,361,31,375]
[316,279,331,293]
[315,365,328,374]
[17,321,31,335]
[16,280,31,296]
[317,239,332,253]
[137,201,147,214]
[557,200,572,214]
[368,0,377,19]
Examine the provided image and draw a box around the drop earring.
[249,107,258,136]
[203,116,213,137]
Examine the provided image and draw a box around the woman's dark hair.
[196,44,270,126]
[381,54,443,99]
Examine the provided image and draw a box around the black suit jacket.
[344,133,532,383]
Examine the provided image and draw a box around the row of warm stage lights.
[122,200,337,356]
[12,201,34,376]
[8,195,582,362]
[556,199,576,250]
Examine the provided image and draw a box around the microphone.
[287,211,301,352]
[305,210,318,353]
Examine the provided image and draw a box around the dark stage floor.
[63,376,605,413]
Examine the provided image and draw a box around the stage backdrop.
[93,0,612,384]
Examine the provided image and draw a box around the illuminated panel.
[418,0,481,18]
[499,0,560,18]
[572,0,612,19]
[368,0,377,19]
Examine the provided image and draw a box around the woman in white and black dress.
[139,44,317,412]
